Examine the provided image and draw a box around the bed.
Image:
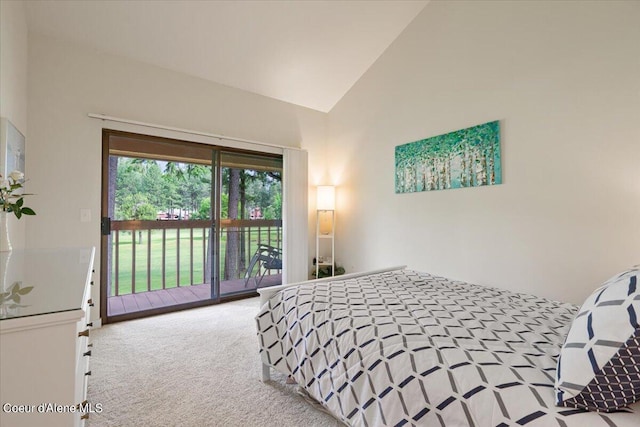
[256,266,640,426]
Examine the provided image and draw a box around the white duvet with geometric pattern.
[256,269,640,426]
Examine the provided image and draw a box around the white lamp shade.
[316,186,335,210]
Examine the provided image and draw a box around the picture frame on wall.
[0,117,26,176]
[395,120,502,194]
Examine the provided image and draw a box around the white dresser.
[0,247,95,427]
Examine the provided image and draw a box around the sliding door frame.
[100,129,282,324]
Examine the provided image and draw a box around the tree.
[107,156,118,297]
[192,197,211,220]
[117,194,157,243]
[224,169,241,280]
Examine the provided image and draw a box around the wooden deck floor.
[107,274,281,316]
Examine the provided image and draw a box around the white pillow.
[555,267,640,412]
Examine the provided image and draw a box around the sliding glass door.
[100,130,282,323]
[218,151,283,296]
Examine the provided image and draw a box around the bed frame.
[257,265,407,381]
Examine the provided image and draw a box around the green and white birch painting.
[395,121,501,193]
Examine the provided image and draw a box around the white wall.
[1,0,29,250]
[326,1,640,304]
[1,0,28,134]
[27,34,326,316]
[21,1,640,311]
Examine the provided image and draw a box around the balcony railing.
[108,219,282,297]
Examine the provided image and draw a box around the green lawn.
[110,229,279,296]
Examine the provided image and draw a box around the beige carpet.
[86,297,341,427]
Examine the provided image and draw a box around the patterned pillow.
[555,267,640,412]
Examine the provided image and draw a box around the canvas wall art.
[395,121,501,193]
[0,118,26,176]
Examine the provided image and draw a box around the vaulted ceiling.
[24,0,427,112]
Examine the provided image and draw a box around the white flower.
[8,170,24,182]
[0,171,35,218]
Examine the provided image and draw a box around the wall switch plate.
[80,208,91,222]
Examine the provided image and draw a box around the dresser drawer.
[0,248,95,427]
[75,271,95,425]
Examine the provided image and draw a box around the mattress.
[256,269,640,426]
